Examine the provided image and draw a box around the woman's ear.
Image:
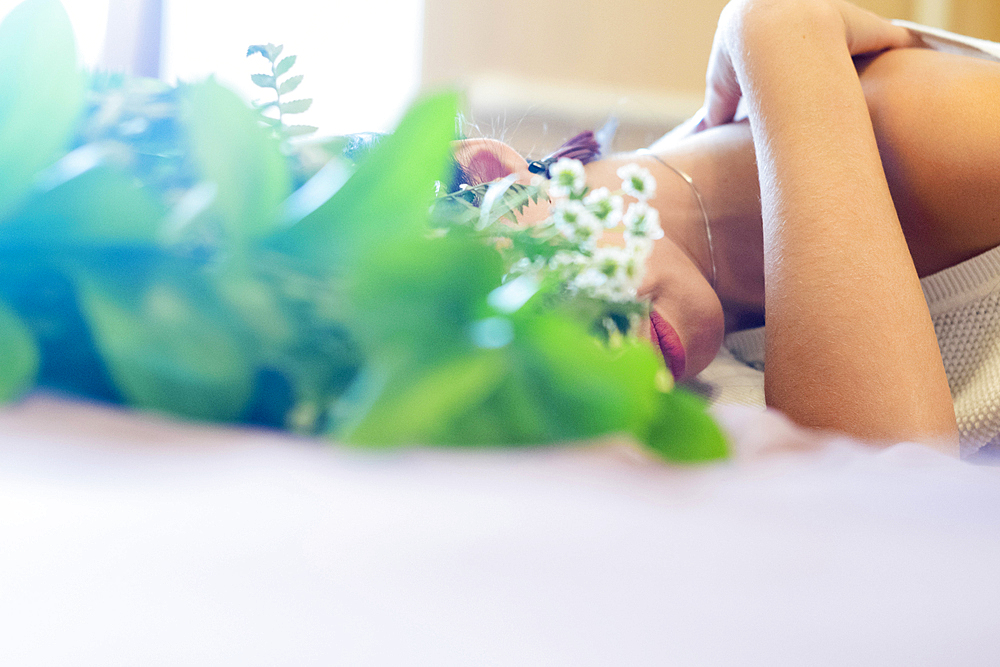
[452,138,532,187]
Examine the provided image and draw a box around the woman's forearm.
[733,1,956,444]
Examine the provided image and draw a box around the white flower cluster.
[518,158,662,304]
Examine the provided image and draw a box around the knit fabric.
[686,25,1000,457]
[924,247,1000,456]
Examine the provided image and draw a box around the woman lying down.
[452,0,1000,458]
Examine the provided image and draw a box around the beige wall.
[952,0,1000,40]
[422,0,998,153]
[423,0,950,95]
[423,0,728,97]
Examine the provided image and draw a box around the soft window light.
[0,0,109,67]
[162,0,424,136]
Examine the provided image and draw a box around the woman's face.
[453,139,727,382]
[579,156,725,382]
[452,138,550,223]
[637,230,725,382]
[586,156,725,380]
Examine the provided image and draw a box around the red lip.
[650,311,686,381]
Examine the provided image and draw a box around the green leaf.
[0,0,84,220]
[250,73,275,89]
[246,44,270,59]
[269,91,459,268]
[284,124,318,137]
[0,297,38,402]
[185,79,291,246]
[1,166,163,246]
[277,74,303,96]
[349,233,503,356]
[75,274,254,422]
[643,389,728,462]
[511,313,661,440]
[267,43,283,61]
[345,350,505,445]
[275,55,296,77]
[335,232,506,442]
[214,270,293,349]
[438,369,549,445]
[279,98,311,115]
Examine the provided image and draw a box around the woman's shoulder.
[857,41,1000,277]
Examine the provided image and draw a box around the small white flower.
[548,158,587,198]
[550,250,587,270]
[600,284,637,302]
[511,257,532,273]
[567,247,641,303]
[570,267,608,292]
[552,200,603,248]
[592,246,628,276]
[551,199,586,227]
[510,256,546,275]
[622,201,664,241]
[616,163,656,201]
[599,246,642,281]
[583,187,624,228]
[626,236,654,265]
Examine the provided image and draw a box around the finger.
[701,37,742,129]
[703,65,742,128]
[837,1,923,54]
[890,24,925,49]
[690,106,708,134]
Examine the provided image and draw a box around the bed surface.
[2,394,999,666]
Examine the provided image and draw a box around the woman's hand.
[697,0,919,131]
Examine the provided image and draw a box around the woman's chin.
[649,305,724,383]
[681,323,725,381]
[681,345,721,382]
[677,298,726,382]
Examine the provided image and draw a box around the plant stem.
[271,57,283,127]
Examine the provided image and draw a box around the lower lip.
[650,311,686,381]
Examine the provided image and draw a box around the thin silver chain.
[637,149,717,289]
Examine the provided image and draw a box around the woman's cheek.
[516,196,550,227]
[683,295,726,379]
[640,242,726,381]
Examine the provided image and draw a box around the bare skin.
[455,3,1000,450]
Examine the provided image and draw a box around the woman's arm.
[643,45,1000,280]
[711,0,957,446]
[604,44,1000,329]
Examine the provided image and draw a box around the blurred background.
[423,0,1000,156]
[0,0,997,156]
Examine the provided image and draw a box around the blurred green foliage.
[0,0,727,462]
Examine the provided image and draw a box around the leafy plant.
[432,181,543,226]
[247,42,317,139]
[0,0,727,463]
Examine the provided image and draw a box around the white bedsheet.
[1,395,999,666]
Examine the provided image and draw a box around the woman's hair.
[339,129,603,194]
